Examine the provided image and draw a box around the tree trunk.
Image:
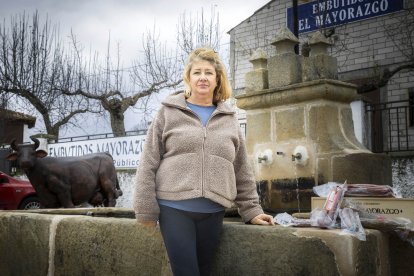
[109,111,126,137]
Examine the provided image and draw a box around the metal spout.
[258,155,268,163]
[292,152,302,161]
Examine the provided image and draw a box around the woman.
[133,47,273,276]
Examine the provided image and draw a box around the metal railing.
[365,100,414,153]
[53,122,248,143]
[52,129,148,143]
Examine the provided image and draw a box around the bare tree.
[0,12,90,138]
[61,29,182,137]
[356,6,414,94]
[177,5,221,55]
[1,8,222,139]
[308,0,414,94]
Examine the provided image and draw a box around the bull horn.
[10,139,18,151]
[31,137,40,149]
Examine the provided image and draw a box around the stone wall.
[1,209,413,275]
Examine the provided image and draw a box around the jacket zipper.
[184,107,217,198]
[202,126,206,197]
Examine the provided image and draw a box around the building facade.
[228,0,412,153]
[0,108,36,173]
[227,0,414,196]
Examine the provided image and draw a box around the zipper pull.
[203,127,207,138]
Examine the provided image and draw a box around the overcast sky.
[0,0,270,65]
[0,0,271,137]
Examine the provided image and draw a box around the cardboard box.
[311,197,414,224]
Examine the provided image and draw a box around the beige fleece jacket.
[133,92,264,222]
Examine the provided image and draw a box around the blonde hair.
[183,47,232,103]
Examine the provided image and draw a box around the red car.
[0,171,40,210]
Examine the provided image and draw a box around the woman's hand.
[250,214,275,225]
[138,221,157,227]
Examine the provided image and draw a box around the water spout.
[258,156,268,163]
[257,149,273,165]
[292,152,302,161]
[292,146,309,166]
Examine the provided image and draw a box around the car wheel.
[19,197,41,210]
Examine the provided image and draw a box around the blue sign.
[287,0,405,34]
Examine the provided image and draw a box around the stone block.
[331,152,392,185]
[340,107,366,149]
[317,157,330,184]
[302,55,338,81]
[245,69,268,93]
[246,111,271,153]
[275,107,305,142]
[308,105,360,153]
[269,180,315,212]
[293,228,390,276]
[0,213,51,276]
[53,216,170,276]
[302,57,315,82]
[215,224,339,275]
[268,54,302,88]
[253,142,314,183]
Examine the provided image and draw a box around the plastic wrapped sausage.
[311,183,346,228]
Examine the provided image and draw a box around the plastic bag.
[339,207,366,241]
[274,212,311,227]
[313,182,339,197]
[343,198,413,245]
[310,183,346,228]
[310,208,335,228]
[344,184,395,197]
[314,182,397,198]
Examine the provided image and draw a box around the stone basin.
[0,208,412,275]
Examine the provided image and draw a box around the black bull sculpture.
[6,137,122,208]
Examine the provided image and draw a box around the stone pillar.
[303,31,338,81]
[268,26,302,88]
[245,48,269,94]
[237,30,391,213]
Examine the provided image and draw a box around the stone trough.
[0,208,412,275]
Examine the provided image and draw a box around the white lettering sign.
[288,0,403,33]
[48,135,146,169]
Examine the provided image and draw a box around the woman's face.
[189,60,217,99]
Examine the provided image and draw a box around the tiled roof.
[0,108,36,128]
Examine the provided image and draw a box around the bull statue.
[6,137,122,208]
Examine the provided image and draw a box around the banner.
[287,0,404,34]
[48,135,146,169]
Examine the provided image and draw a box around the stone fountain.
[236,26,392,213]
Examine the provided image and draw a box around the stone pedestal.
[302,31,337,81]
[268,25,302,87]
[236,79,392,212]
[245,48,269,93]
